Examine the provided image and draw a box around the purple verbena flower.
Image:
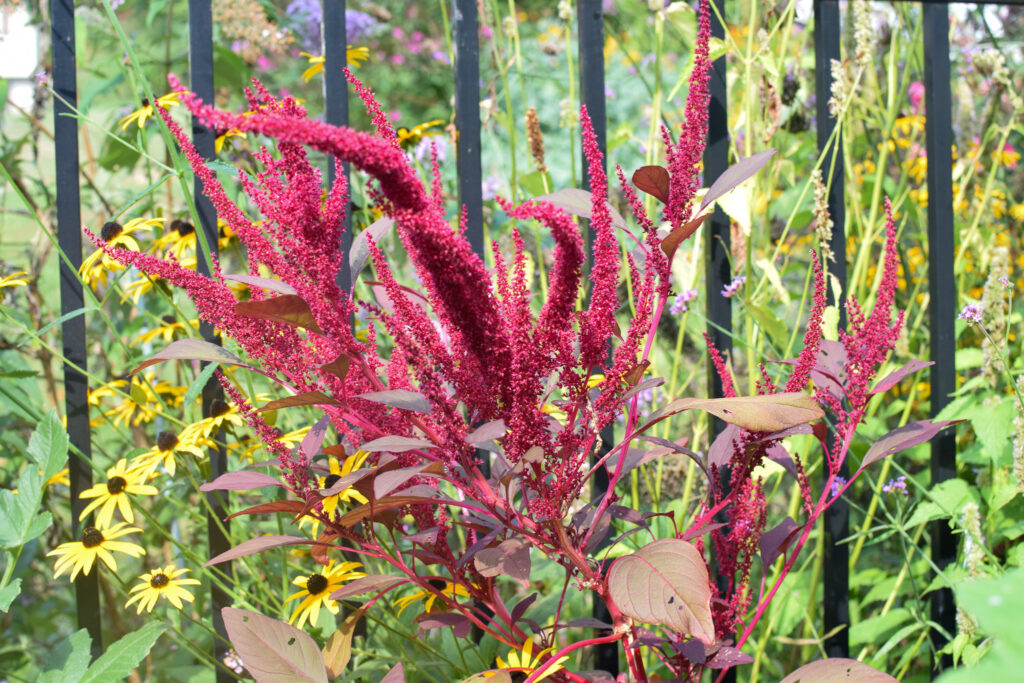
[882,475,908,495]
[958,303,982,324]
[722,275,746,298]
[670,288,698,315]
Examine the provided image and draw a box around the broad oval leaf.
[204,535,310,567]
[222,607,328,683]
[531,188,629,230]
[467,419,506,444]
[474,538,531,587]
[779,658,897,682]
[360,435,435,452]
[235,294,323,335]
[858,419,960,473]
[132,338,250,375]
[869,359,934,395]
[354,389,431,413]
[200,470,283,492]
[632,165,670,204]
[257,391,338,413]
[641,392,823,436]
[607,538,714,643]
[759,517,801,568]
[699,149,776,212]
[222,273,297,295]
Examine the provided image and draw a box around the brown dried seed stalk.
[525,107,547,175]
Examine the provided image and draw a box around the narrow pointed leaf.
[200,470,283,492]
[531,188,629,230]
[632,165,670,204]
[322,606,366,678]
[320,354,350,382]
[222,273,297,295]
[467,419,506,444]
[329,575,407,601]
[607,538,714,643]
[205,536,310,566]
[256,391,338,412]
[661,214,709,262]
[349,217,394,290]
[235,294,322,334]
[361,435,435,452]
[869,360,934,395]
[132,338,250,374]
[336,494,441,528]
[699,149,776,212]
[639,393,823,436]
[858,419,961,473]
[354,389,431,413]
[222,608,328,683]
[226,500,307,520]
[380,662,405,683]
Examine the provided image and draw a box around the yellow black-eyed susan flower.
[118,92,182,130]
[300,46,369,81]
[394,580,471,617]
[124,564,201,614]
[78,458,158,527]
[80,217,164,287]
[214,128,246,154]
[96,373,186,428]
[493,638,569,681]
[0,271,29,289]
[131,316,200,347]
[130,427,211,477]
[320,450,370,516]
[191,398,246,438]
[284,560,366,629]
[48,522,145,582]
[396,119,445,151]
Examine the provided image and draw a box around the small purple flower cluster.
[722,275,746,298]
[829,475,848,497]
[670,288,698,315]
[882,475,908,495]
[958,303,982,324]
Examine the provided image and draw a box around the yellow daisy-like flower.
[191,398,246,438]
[494,639,569,681]
[78,458,159,527]
[394,580,471,617]
[215,128,246,153]
[80,217,164,287]
[118,92,182,130]
[153,218,198,260]
[130,427,211,477]
[131,316,200,347]
[124,564,201,614]
[396,119,446,151]
[98,373,186,428]
[300,46,369,81]
[47,522,146,582]
[319,450,370,518]
[284,561,367,629]
[46,467,70,489]
[235,425,310,463]
[0,271,29,289]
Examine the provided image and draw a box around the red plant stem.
[523,631,624,683]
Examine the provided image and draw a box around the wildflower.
[118,93,181,130]
[670,288,698,314]
[396,119,445,152]
[48,522,145,581]
[131,427,210,477]
[46,467,70,489]
[318,450,370,519]
[881,475,908,495]
[830,475,848,497]
[285,561,367,629]
[80,217,164,287]
[222,650,245,675]
[1000,275,1013,289]
[131,316,199,347]
[97,374,185,427]
[494,638,569,681]
[78,458,159,527]
[958,303,982,324]
[722,275,746,298]
[153,218,198,259]
[300,46,369,81]
[124,564,201,613]
[191,398,246,438]
[394,580,471,617]
[0,271,29,289]
[214,128,246,154]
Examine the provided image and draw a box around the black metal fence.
[49,0,1010,677]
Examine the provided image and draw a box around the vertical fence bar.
[577,0,618,674]
[813,0,850,659]
[452,0,484,258]
[323,0,352,289]
[51,0,101,660]
[187,1,230,678]
[922,2,956,672]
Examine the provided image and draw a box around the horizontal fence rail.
[46,0,986,676]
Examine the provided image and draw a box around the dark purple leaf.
[620,376,666,404]
[467,419,507,444]
[257,391,338,412]
[329,575,406,601]
[354,389,431,414]
[584,512,613,555]
[360,435,435,452]
[779,658,897,682]
[810,340,847,400]
[858,419,961,473]
[235,294,323,334]
[320,354,350,382]
[200,470,283,492]
[511,593,537,625]
[565,618,613,630]
[706,646,755,669]
[760,517,801,567]
[457,527,502,569]
[708,424,742,469]
[753,423,813,443]
[475,538,531,587]
[607,539,714,643]
[632,165,670,204]
[205,536,310,566]
[680,522,725,542]
[221,273,297,295]
[604,447,655,478]
[133,338,250,375]
[699,149,776,212]
[348,217,394,291]
[677,637,707,665]
[870,359,934,395]
[380,662,405,683]
[608,505,648,527]
[221,607,328,683]
[318,468,374,496]
[417,612,471,638]
[374,464,433,499]
[766,443,798,479]
[336,493,441,527]
[531,188,629,230]
[301,416,330,460]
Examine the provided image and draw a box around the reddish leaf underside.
[779,658,897,682]
[699,149,777,212]
[132,338,251,375]
[221,607,328,683]
[631,165,671,204]
[235,294,323,335]
[640,392,824,437]
[256,391,339,412]
[858,419,961,473]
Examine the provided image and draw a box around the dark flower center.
[170,219,195,236]
[210,399,230,418]
[140,97,150,107]
[107,476,127,494]
[306,574,328,595]
[82,527,104,548]
[100,221,123,242]
[161,314,177,324]
[427,578,447,590]
[323,474,341,489]
[150,572,170,588]
[157,431,179,452]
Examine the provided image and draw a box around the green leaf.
[27,410,70,483]
[971,398,1015,464]
[746,302,788,350]
[97,124,143,171]
[182,360,220,408]
[517,170,551,198]
[906,479,975,528]
[79,621,165,683]
[38,628,92,683]
[0,467,45,548]
[0,578,21,612]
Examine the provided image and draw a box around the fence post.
[813,0,850,659]
[323,0,352,288]
[186,1,231,678]
[452,0,484,258]
[922,2,957,672]
[51,0,101,660]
